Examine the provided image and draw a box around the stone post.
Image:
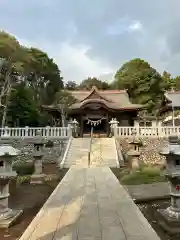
[158,136,180,234]
[67,122,72,138]
[109,118,119,137]
[71,119,79,137]
[31,130,46,184]
[0,136,22,227]
[127,129,141,171]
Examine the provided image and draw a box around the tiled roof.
[68,86,143,110]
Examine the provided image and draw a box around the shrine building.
[43,86,144,137]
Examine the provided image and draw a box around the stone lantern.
[0,137,22,227]
[72,118,79,137]
[158,135,180,234]
[127,129,141,170]
[31,130,46,184]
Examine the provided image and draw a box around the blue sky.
[0,0,179,82]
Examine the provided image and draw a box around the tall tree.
[24,47,64,105]
[0,31,29,126]
[7,83,39,127]
[0,31,64,126]
[113,58,166,113]
[65,81,77,90]
[54,90,76,127]
[79,77,110,90]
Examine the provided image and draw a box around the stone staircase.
[90,138,119,167]
[60,137,119,168]
[61,138,90,168]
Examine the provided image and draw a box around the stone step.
[61,137,119,168]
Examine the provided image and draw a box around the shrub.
[17,175,31,185]
[45,140,54,148]
[116,166,166,185]
[13,161,34,176]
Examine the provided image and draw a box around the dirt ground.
[0,163,68,240]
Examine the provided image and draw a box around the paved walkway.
[19,167,160,240]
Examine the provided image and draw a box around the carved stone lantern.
[31,130,46,184]
[158,135,180,234]
[127,129,142,170]
[0,136,22,227]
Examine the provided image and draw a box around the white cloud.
[53,42,114,82]
[128,21,142,32]
[14,34,114,82]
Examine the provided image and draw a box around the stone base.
[0,209,23,228]
[30,173,46,184]
[157,208,180,234]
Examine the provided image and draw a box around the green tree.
[0,31,64,126]
[7,83,40,127]
[113,58,166,113]
[162,71,173,91]
[24,47,64,105]
[54,90,76,127]
[78,77,110,90]
[65,81,77,90]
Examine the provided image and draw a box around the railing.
[0,126,70,139]
[116,126,180,137]
[88,127,93,167]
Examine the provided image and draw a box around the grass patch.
[111,166,166,185]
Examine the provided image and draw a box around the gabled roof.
[68,86,144,110]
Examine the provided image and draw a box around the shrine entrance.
[82,115,109,137]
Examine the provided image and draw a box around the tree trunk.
[1,81,11,127]
[60,106,65,127]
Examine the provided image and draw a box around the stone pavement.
[125,182,169,202]
[19,167,160,240]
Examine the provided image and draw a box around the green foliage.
[13,160,35,176]
[117,166,166,185]
[7,83,40,126]
[113,58,166,113]
[79,77,110,90]
[45,140,54,148]
[54,90,77,111]
[65,81,77,90]
[0,31,64,126]
[16,175,31,185]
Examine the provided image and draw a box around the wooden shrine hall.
[43,86,143,137]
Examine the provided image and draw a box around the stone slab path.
[125,182,169,202]
[19,167,160,240]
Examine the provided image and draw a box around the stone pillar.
[71,119,79,137]
[0,137,22,227]
[127,129,141,171]
[127,151,140,170]
[109,118,119,137]
[31,130,46,184]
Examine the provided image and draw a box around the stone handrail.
[0,126,70,139]
[116,126,180,137]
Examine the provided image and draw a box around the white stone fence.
[0,126,71,139]
[115,126,180,138]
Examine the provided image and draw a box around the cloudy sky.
[0,0,179,82]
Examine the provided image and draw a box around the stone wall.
[9,139,68,163]
[118,137,168,166]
